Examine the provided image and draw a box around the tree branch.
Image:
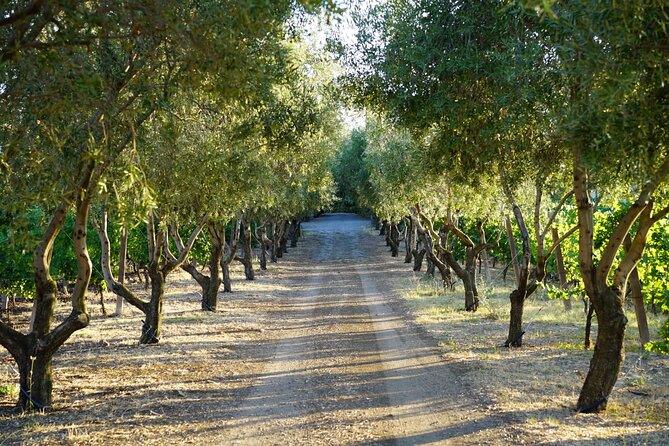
[165,213,208,273]
[541,189,574,241]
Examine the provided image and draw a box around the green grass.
[0,382,18,397]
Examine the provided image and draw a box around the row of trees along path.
[335,0,669,415]
[0,0,341,411]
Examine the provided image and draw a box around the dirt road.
[220,213,517,445]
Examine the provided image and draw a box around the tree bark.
[279,221,289,255]
[505,216,521,284]
[221,218,241,293]
[105,214,207,344]
[505,289,525,347]
[404,217,416,263]
[258,222,270,270]
[504,204,532,347]
[240,217,255,280]
[577,287,626,412]
[584,302,595,349]
[289,220,299,248]
[628,268,650,346]
[623,235,650,346]
[15,172,94,409]
[388,223,400,257]
[571,153,664,413]
[140,261,164,344]
[480,223,492,283]
[270,222,279,262]
[115,227,128,316]
[97,209,115,309]
[412,248,426,272]
[552,227,571,311]
[444,216,499,312]
[372,215,380,230]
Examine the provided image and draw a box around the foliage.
[645,320,669,355]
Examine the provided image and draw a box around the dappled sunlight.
[2,214,667,445]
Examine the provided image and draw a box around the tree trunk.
[289,220,299,248]
[506,216,521,284]
[201,222,224,310]
[109,215,207,345]
[388,223,400,257]
[259,223,269,270]
[623,234,650,346]
[437,229,454,290]
[577,287,627,413]
[372,215,380,230]
[380,221,387,236]
[569,153,668,413]
[426,257,435,277]
[97,210,116,310]
[480,227,492,283]
[0,294,7,319]
[503,203,534,346]
[139,262,164,345]
[177,220,222,311]
[463,254,479,312]
[280,222,289,254]
[240,218,255,280]
[628,267,650,346]
[584,302,595,349]
[270,223,278,263]
[552,227,571,311]
[505,289,525,347]
[404,218,416,263]
[17,349,54,410]
[115,227,128,316]
[222,263,232,293]
[16,185,93,410]
[273,221,287,258]
[221,218,240,293]
[412,248,426,271]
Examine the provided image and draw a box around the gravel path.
[221,213,518,445]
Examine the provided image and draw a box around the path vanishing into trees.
[221,213,520,445]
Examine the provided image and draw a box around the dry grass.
[401,272,669,444]
[0,262,282,445]
[1,228,668,445]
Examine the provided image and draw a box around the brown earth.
[0,213,667,445]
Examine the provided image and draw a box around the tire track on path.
[223,213,517,445]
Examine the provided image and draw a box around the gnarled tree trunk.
[552,227,571,311]
[387,223,400,257]
[239,217,255,280]
[8,170,93,410]
[404,217,416,263]
[221,219,241,293]
[623,234,650,346]
[104,214,207,344]
[115,227,128,316]
[270,222,279,263]
[288,220,299,248]
[257,222,270,270]
[573,153,669,412]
